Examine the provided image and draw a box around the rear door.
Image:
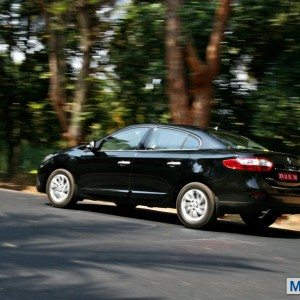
[130,127,201,202]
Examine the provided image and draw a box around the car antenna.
[214,111,226,130]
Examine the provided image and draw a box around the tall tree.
[69,0,94,145]
[166,0,231,127]
[0,0,50,176]
[165,0,189,124]
[41,0,113,146]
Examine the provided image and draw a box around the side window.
[182,135,200,150]
[101,127,148,151]
[147,128,188,150]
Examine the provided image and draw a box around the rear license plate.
[278,172,298,182]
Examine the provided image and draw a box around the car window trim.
[97,125,202,152]
[98,126,151,152]
[181,134,200,150]
[143,126,202,151]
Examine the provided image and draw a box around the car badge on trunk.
[287,157,292,165]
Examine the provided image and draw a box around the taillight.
[222,157,273,172]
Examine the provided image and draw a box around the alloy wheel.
[49,174,70,204]
[180,189,208,222]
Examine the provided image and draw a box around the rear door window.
[182,135,200,150]
[146,128,188,150]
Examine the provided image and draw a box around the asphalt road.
[0,188,299,300]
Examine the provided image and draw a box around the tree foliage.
[0,0,299,177]
[110,2,167,125]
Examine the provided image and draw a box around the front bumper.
[36,172,48,193]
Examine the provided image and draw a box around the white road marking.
[1,242,18,248]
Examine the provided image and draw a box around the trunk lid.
[253,152,299,187]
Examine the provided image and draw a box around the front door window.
[101,127,149,151]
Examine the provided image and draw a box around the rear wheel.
[176,182,217,229]
[46,169,78,208]
[240,210,281,230]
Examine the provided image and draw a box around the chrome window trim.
[144,126,202,151]
[97,125,202,152]
[99,149,200,152]
[99,126,150,151]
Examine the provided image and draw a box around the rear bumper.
[214,173,300,214]
[218,192,300,214]
[219,198,300,214]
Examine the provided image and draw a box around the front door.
[78,126,150,199]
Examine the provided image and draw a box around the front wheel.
[176,182,217,229]
[46,169,78,208]
[240,210,281,230]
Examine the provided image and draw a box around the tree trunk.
[3,11,22,178]
[166,0,231,128]
[4,104,22,178]
[7,141,21,178]
[69,0,93,145]
[186,0,231,128]
[42,0,96,146]
[190,84,213,128]
[184,42,212,128]
[42,0,69,138]
[165,0,189,124]
[206,0,231,78]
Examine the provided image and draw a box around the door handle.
[167,161,181,167]
[118,160,131,166]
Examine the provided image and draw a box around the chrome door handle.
[167,161,181,167]
[118,160,131,166]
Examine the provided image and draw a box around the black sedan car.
[37,124,300,230]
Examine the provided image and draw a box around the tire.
[176,182,217,229]
[46,168,78,208]
[240,210,281,230]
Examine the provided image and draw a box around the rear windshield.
[208,130,268,151]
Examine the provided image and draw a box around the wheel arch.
[39,162,74,193]
[173,176,221,216]
[45,167,79,208]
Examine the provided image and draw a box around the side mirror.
[86,140,97,151]
[86,137,109,152]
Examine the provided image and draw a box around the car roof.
[126,123,214,136]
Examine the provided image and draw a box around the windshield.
[209,130,268,151]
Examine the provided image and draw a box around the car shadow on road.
[72,201,300,239]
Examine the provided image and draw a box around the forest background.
[0,0,299,182]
